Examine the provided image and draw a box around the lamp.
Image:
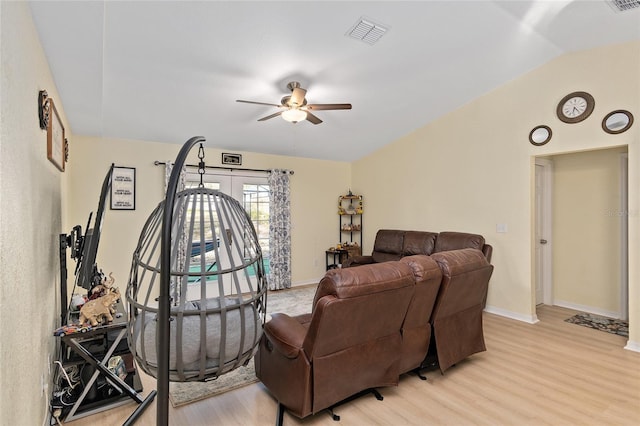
[281,108,307,123]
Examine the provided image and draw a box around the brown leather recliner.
[343,229,492,268]
[428,248,494,372]
[255,261,416,422]
[397,255,442,375]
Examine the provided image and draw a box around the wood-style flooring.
[62,305,640,425]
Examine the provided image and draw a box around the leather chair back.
[403,231,438,256]
[303,261,415,412]
[429,248,494,372]
[371,229,405,263]
[398,255,442,374]
[434,231,492,263]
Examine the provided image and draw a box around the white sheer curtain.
[268,170,291,290]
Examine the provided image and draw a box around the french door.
[184,169,270,264]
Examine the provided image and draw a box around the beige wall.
[0,2,68,424]
[65,136,350,292]
[352,41,640,348]
[551,147,627,317]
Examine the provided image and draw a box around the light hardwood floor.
[63,305,640,426]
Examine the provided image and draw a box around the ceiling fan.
[236,81,352,125]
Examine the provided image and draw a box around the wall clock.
[556,91,595,124]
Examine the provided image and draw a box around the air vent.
[347,17,389,45]
[607,0,640,12]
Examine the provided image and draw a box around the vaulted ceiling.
[29,1,640,162]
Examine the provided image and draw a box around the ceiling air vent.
[346,17,389,45]
[606,0,640,12]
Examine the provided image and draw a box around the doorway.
[185,168,271,268]
[534,147,629,319]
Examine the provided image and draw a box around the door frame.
[535,158,553,306]
[620,153,629,320]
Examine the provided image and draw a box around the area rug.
[169,284,317,407]
[565,312,629,338]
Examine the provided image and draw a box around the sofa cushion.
[403,231,437,256]
[371,229,404,263]
[434,231,485,253]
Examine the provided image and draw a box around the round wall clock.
[556,91,595,123]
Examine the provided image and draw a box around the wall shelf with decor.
[326,192,363,269]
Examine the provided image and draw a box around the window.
[243,183,270,262]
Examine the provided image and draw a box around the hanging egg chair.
[126,137,267,424]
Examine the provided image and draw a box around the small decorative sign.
[111,167,136,210]
[222,153,242,165]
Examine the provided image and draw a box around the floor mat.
[565,312,628,338]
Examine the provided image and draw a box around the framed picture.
[222,153,242,165]
[47,99,65,172]
[111,167,136,210]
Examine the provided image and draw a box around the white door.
[535,159,553,305]
[183,169,269,297]
[185,170,268,248]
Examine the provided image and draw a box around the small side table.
[57,301,156,423]
[325,249,349,270]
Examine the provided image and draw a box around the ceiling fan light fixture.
[282,108,307,123]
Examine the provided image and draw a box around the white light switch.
[496,223,508,233]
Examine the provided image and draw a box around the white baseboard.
[484,305,539,324]
[553,299,622,319]
[291,278,322,288]
[624,340,640,353]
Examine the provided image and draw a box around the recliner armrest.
[342,255,374,268]
[263,313,308,359]
[482,244,493,263]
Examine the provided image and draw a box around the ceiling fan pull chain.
[197,143,206,188]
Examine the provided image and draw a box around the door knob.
[540,239,548,244]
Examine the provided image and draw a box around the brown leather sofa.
[256,248,493,424]
[343,229,493,267]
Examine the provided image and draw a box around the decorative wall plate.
[529,125,552,146]
[602,110,634,134]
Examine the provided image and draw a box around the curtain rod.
[153,161,294,174]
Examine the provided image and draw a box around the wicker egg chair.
[126,137,268,424]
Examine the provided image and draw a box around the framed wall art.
[222,153,242,165]
[47,99,65,172]
[111,166,136,210]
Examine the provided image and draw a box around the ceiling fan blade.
[290,87,307,107]
[305,111,323,125]
[257,111,283,121]
[306,103,352,111]
[236,99,281,107]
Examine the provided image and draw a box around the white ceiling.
[29,1,640,162]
